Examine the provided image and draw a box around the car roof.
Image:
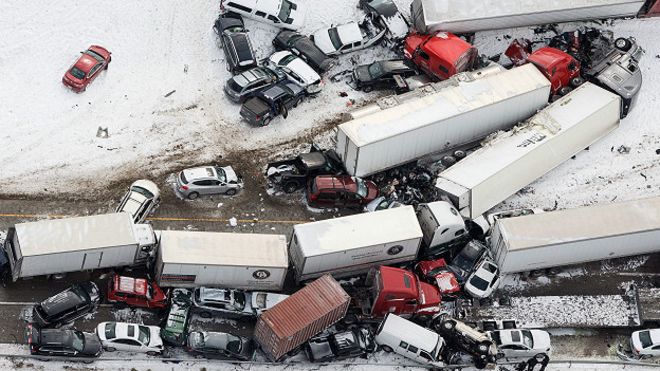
[182,167,217,181]
[199,287,233,303]
[380,60,412,73]
[336,23,363,44]
[131,179,160,198]
[229,33,254,62]
[277,53,320,82]
[107,322,142,340]
[204,332,234,348]
[73,53,98,73]
[117,276,148,296]
[40,329,75,346]
[40,287,87,315]
[218,12,245,30]
[314,175,358,192]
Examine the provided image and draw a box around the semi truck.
[410,0,659,35]
[254,275,351,361]
[489,196,660,274]
[154,230,289,291]
[435,82,621,219]
[453,285,660,329]
[335,64,551,177]
[3,213,156,281]
[289,206,423,283]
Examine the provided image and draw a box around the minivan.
[375,313,445,365]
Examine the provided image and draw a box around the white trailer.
[154,230,288,291]
[410,0,646,34]
[289,206,423,282]
[335,64,551,177]
[435,82,621,219]
[3,213,156,281]
[490,197,660,274]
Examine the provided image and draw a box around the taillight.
[255,115,261,121]
[181,185,189,191]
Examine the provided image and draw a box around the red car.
[62,45,112,92]
[307,175,379,208]
[414,258,461,297]
[107,275,167,309]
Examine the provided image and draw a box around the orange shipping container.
[254,275,350,361]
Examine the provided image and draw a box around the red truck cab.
[367,266,441,321]
[404,32,477,80]
[107,274,168,309]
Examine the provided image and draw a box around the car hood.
[149,327,164,348]
[82,333,103,355]
[380,13,408,40]
[250,292,289,310]
[354,65,372,83]
[120,195,148,217]
[221,166,240,182]
[313,29,336,55]
[532,330,552,352]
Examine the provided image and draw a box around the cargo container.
[410,0,647,34]
[254,275,350,361]
[154,230,288,291]
[335,64,551,177]
[490,197,660,274]
[3,213,156,281]
[289,206,423,283]
[435,82,621,219]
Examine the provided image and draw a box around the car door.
[501,344,529,358]
[88,62,103,81]
[211,179,228,194]
[192,180,214,195]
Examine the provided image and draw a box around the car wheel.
[283,182,298,194]
[614,37,632,51]
[262,117,272,126]
[82,359,94,364]
[441,319,456,331]
[114,301,127,309]
[362,85,373,93]
[381,345,393,353]
[147,351,160,356]
[199,311,212,319]
[225,188,237,196]
[106,347,116,352]
[293,98,302,108]
[477,341,491,355]
[187,192,199,200]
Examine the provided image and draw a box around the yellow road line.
[0,213,305,225]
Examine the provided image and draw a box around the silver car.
[116,179,160,223]
[175,166,243,200]
[192,287,289,319]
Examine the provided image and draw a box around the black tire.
[106,347,116,352]
[570,77,584,88]
[558,86,572,96]
[441,155,457,167]
[550,94,562,103]
[82,359,94,364]
[474,356,488,369]
[199,311,212,319]
[441,319,456,331]
[114,301,127,310]
[283,182,298,194]
[342,313,358,326]
[615,37,632,52]
[187,192,199,200]
[225,188,237,196]
[477,341,491,355]
[381,345,393,353]
[453,150,466,160]
[362,85,373,93]
[147,351,159,356]
[293,97,302,108]
[262,117,272,126]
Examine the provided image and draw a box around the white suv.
[267,51,323,94]
[375,313,445,365]
[220,0,306,30]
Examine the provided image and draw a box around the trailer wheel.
[615,37,632,52]
[283,182,298,194]
[453,150,466,161]
[441,155,457,167]
[558,86,573,96]
[570,77,584,88]
[381,345,393,353]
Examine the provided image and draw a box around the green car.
[161,288,192,346]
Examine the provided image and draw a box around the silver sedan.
[175,166,243,199]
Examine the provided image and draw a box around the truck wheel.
[615,37,632,51]
[441,155,457,167]
[381,345,393,353]
[558,86,572,96]
[453,150,466,161]
[570,77,584,88]
[187,192,199,200]
[283,182,298,194]
[225,188,237,196]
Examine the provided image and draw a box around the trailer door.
[81,251,103,270]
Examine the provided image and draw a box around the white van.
[375,313,445,365]
[220,0,306,30]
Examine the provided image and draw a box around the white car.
[631,329,660,358]
[116,179,160,224]
[489,329,551,359]
[220,0,306,30]
[192,287,289,318]
[267,51,323,94]
[312,19,386,56]
[464,259,500,299]
[96,322,164,355]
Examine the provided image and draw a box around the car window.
[138,326,150,345]
[469,275,490,291]
[227,2,251,13]
[420,351,433,362]
[268,15,279,23]
[105,323,116,339]
[114,338,141,346]
[317,191,336,200]
[255,11,266,17]
[408,344,418,353]
[193,180,213,186]
[70,67,86,79]
[328,28,343,50]
[278,0,293,22]
[399,341,408,349]
[89,63,102,77]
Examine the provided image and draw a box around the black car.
[272,30,335,72]
[240,81,305,126]
[33,282,100,328]
[224,67,287,103]
[353,59,418,92]
[359,0,409,44]
[450,240,487,283]
[305,327,376,362]
[26,323,102,360]
[214,12,257,74]
[187,331,255,360]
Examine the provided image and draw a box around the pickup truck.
[265,145,345,193]
[240,81,305,126]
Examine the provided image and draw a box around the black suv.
[305,327,375,362]
[26,323,102,360]
[352,59,418,93]
[273,30,335,72]
[240,81,305,126]
[224,67,287,103]
[33,282,100,328]
[214,12,257,74]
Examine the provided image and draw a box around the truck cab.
[403,32,477,80]
[362,266,441,322]
[417,201,469,259]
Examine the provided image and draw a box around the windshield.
[226,335,243,353]
[72,331,85,352]
[278,0,293,22]
[215,167,227,182]
[70,67,86,79]
[521,330,534,348]
[368,62,383,78]
[85,50,105,62]
[328,28,343,50]
[355,178,368,198]
[233,74,250,88]
[233,291,246,310]
[469,275,489,291]
[132,186,155,199]
[279,54,297,66]
[137,325,150,345]
[639,331,652,348]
